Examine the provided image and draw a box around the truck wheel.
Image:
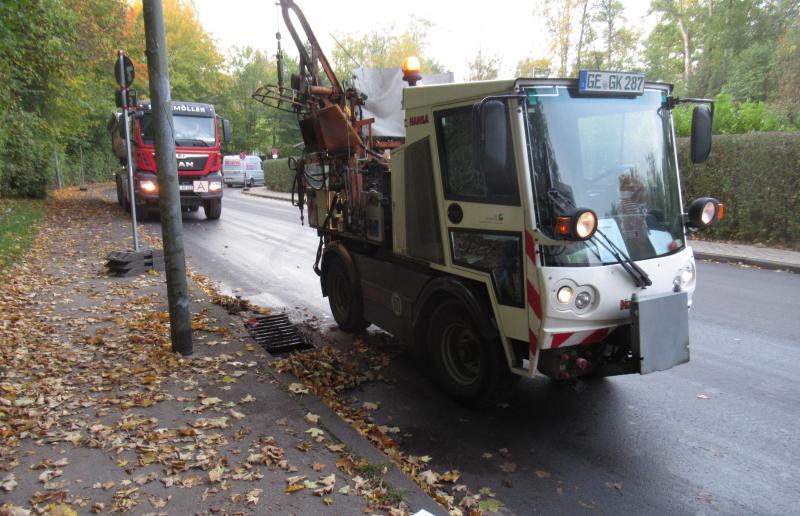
[204,199,222,219]
[427,300,513,406]
[247,178,254,188]
[122,192,131,213]
[325,256,368,333]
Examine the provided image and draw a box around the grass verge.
[0,198,46,271]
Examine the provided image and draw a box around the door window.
[434,106,519,205]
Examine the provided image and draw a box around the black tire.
[427,300,515,406]
[203,198,222,219]
[122,190,131,213]
[325,256,368,333]
[247,178,254,188]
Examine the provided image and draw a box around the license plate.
[193,181,209,193]
[579,70,645,95]
[179,184,193,191]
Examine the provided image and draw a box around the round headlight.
[687,197,720,229]
[557,286,574,304]
[701,201,716,224]
[574,210,597,240]
[673,261,696,291]
[575,291,592,309]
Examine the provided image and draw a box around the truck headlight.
[673,262,696,291]
[575,290,593,310]
[140,180,157,193]
[209,181,222,192]
[557,286,574,304]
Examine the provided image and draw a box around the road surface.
[149,189,800,515]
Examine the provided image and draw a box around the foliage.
[263,158,294,193]
[515,57,553,78]
[330,18,444,81]
[466,50,501,81]
[216,47,301,158]
[678,132,800,249]
[0,198,46,270]
[673,93,799,136]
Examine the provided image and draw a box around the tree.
[331,17,444,81]
[539,0,581,76]
[466,50,501,81]
[646,0,702,91]
[125,0,226,103]
[591,0,640,70]
[515,57,554,77]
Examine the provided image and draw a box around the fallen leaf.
[201,396,222,406]
[305,427,325,438]
[1,474,17,492]
[245,488,262,506]
[479,498,504,513]
[697,394,711,400]
[304,412,320,424]
[419,470,439,485]
[288,383,309,395]
[209,466,224,483]
[311,463,325,472]
[361,401,379,411]
[534,470,551,479]
[605,481,623,491]
[500,462,517,473]
[286,484,304,493]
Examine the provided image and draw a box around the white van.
[222,155,264,187]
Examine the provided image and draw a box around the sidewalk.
[0,186,439,515]
[689,239,800,273]
[242,188,799,273]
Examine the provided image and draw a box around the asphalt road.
[155,189,800,515]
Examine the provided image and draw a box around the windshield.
[140,114,216,147]
[525,86,684,266]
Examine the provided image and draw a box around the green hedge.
[678,132,800,250]
[263,158,294,192]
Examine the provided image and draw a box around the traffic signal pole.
[142,0,192,355]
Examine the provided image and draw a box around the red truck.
[109,100,231,219]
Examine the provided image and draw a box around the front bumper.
[134,172,223,207]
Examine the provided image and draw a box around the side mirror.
[473,99,508,176]
[690,104,713,164]
[222,119,232,143]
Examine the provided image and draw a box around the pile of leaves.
[0,189,382,514]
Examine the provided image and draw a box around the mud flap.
[632,291,690,374]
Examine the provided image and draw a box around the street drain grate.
[245,313,313,355]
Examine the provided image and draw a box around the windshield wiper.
[175,138,209,147]
[592,230,652,289]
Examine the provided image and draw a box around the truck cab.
[113,100,231,220]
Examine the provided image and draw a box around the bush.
[263,158,294,192]
[678,132,800,249]
[0,111,52,198]
[674,93,799,136]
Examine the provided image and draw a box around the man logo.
[178,161,194,168]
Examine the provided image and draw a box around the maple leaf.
[361,401,379,411]
[1,473,17,492]
[534,470,551,479]
[419,470,439,485]
[245,488,262,506]
[304,412,320,424]
[305,427,325,438]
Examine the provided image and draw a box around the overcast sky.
[193,0,654,81]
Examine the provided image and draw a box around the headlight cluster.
[139,179,157,193]
[209,181,222,192]
[555,283,596,312]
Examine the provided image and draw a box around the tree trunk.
[575,0,590,71]
[678,15,692,86]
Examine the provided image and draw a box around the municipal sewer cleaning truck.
[108,100,232,219]
[254,0,723,404]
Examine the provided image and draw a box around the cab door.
[431,102,530,370]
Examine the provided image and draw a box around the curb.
[265,365,444,516]
[241,188,292,202]
[694,251,800,274]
